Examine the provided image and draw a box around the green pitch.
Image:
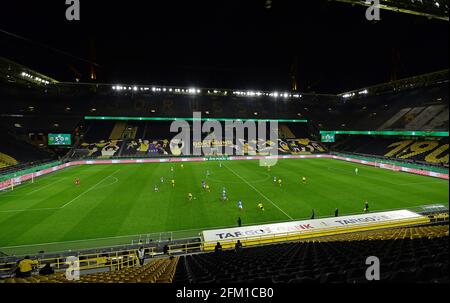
[0,158,448,255]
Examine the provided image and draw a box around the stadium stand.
[174,224,449,283]
[0,257,179,283]
[71,137,326,158]
[332,136,449,167]
[69,120,327,159]
[1,222,447,283]
[0,129,54,172]
[307,224,449,242]
[0,152,18,170]
[308,82,449,131]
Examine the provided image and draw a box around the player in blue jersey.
[222,192,228,201]
[202,180,206,189]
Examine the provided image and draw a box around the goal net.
[0,176,31,192]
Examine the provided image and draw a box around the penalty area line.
[0,170,121,213]
[59,169,121,208]
[26,177,68,196]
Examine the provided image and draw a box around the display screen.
[321,133,335,143]
[48,134,72,146]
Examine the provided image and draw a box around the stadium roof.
[1,0,448,94]
[331,0,449,21]
[1,56,448,101]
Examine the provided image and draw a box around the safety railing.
[0,247,154,274]
[0,231,185,257]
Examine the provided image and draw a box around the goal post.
[0,178,21,192]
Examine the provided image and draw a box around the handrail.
[0,247,154,274]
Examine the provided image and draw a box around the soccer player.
[222,192,228,202]
[355,168,359,175]
[205,184,210,192]
[237,200,243,210]
[219,162,222,168]
[206,170,210,176]
[180,164,184,169]
[160,176,164,183]
[170,166,174,173]
[171,179,175,188]
[278,178,282,187]
[364,201,369,213]
[154,184,159,192]
[258,202,265,212]
[74,178,80,186]
[267,166,271,172]
[222,187,227,195]
[188,192,193,201]
[273,176,277,183]
[302,176,307,184]
[201,180,206,190]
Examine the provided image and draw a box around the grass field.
[0,158,448,255]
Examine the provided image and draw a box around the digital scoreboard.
[321,133,335,143]
[48,133,72,146]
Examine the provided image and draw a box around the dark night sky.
[0,0,448,93]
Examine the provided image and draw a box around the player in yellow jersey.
[171,179,175,188]
[278,178,282,187]
[258,202,265,212]
[188,192,193,201]
[302,176,307,184]
[205,184,210,192]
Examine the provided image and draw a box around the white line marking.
[223,163,294,220]
[93,176,119,191]
[26,178,68,196]
[0,170,121,213]
[59,169,121,208]
[0,167,77,196]
[0,207,62,213]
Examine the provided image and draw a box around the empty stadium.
[0,0,449,287]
